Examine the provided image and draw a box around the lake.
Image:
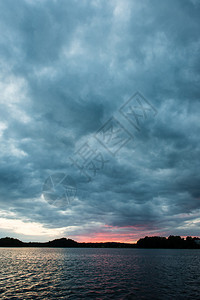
[0,248,199,299]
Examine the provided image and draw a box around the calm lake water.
[0,248,199,299]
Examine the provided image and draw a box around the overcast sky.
[0,0,199,242]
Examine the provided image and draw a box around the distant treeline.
[0,237,135,248]
[137,235,200,249]
[0,236,199,248]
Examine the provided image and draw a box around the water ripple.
[0,248,199,299]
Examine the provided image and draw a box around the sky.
[0,0,200,243]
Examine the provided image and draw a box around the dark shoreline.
[0,236,200,249]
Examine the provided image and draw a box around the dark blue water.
[0,248,199,299]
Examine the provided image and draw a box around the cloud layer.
[0,0,200,242]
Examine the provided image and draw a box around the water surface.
[0,248,199,299]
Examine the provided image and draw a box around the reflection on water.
[0,248,199,299]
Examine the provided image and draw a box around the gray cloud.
[0,0,199,241]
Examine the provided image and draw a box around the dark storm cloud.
[0,0,199,241]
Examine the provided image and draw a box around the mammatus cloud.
[0,0,199,242]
